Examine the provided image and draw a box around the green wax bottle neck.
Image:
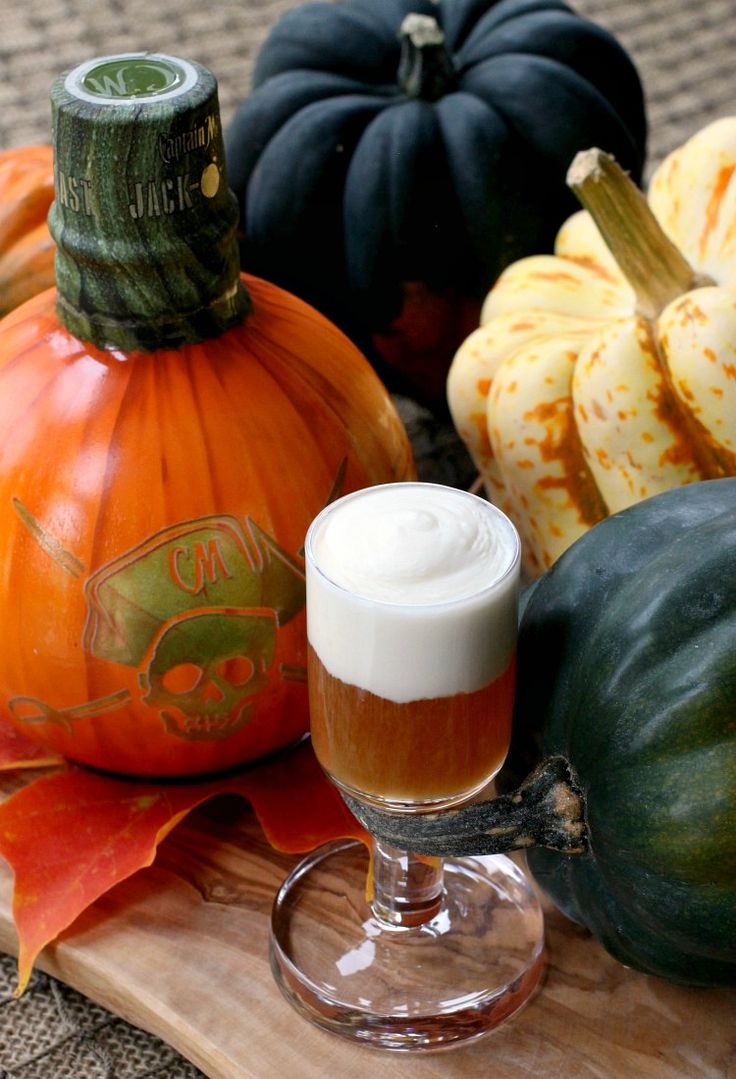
[48,53,249,352]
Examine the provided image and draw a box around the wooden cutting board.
[0,779,733,1079]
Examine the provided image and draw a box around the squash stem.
[567,148,713,320]
[397,14,455,101]
[342,756,588,858]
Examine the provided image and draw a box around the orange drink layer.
[309,647,515,804]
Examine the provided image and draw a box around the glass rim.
[305,481,521,612]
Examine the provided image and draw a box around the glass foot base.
[270,838,545,1051]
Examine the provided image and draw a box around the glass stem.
[370,837,444,928]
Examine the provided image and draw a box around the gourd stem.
[343,756,588,858]
[567,148,713,320]
[397,14,455,101]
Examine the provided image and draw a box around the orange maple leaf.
[0,719,64,771]
[0,718,365,993]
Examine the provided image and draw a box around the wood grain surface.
[0,781,733,1078]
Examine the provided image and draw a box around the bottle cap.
[49,52,249,350]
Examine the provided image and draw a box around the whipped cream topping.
[306,483,520,702]
[311,484,513,604]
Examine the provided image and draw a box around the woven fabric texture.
[1,0,735,169]
[0,0,734,1076]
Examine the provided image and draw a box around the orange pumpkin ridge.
[0,145,55,316]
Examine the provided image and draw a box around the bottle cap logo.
[66,54,199,105]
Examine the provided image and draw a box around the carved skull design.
[139,609,277,741]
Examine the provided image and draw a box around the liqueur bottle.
[0,52,413,777]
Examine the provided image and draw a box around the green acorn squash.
[225,0,647,411]
[348,479,736,986]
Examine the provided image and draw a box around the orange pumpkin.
[0,145,55,317]
[0,55,415,777]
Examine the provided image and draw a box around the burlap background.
[1,0,733,167]
[0,1,734,1076]
[2,0,735,171]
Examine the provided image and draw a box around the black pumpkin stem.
[398,14,455,101]
[343,755,588,857]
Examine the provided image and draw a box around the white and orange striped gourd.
[448,117,736,576]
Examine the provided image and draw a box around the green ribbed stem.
[343,757,588,858]
[49,53,250,351]
[397,14,455,101]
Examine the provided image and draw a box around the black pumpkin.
[225,0,647,410]
[347,480,736,987]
